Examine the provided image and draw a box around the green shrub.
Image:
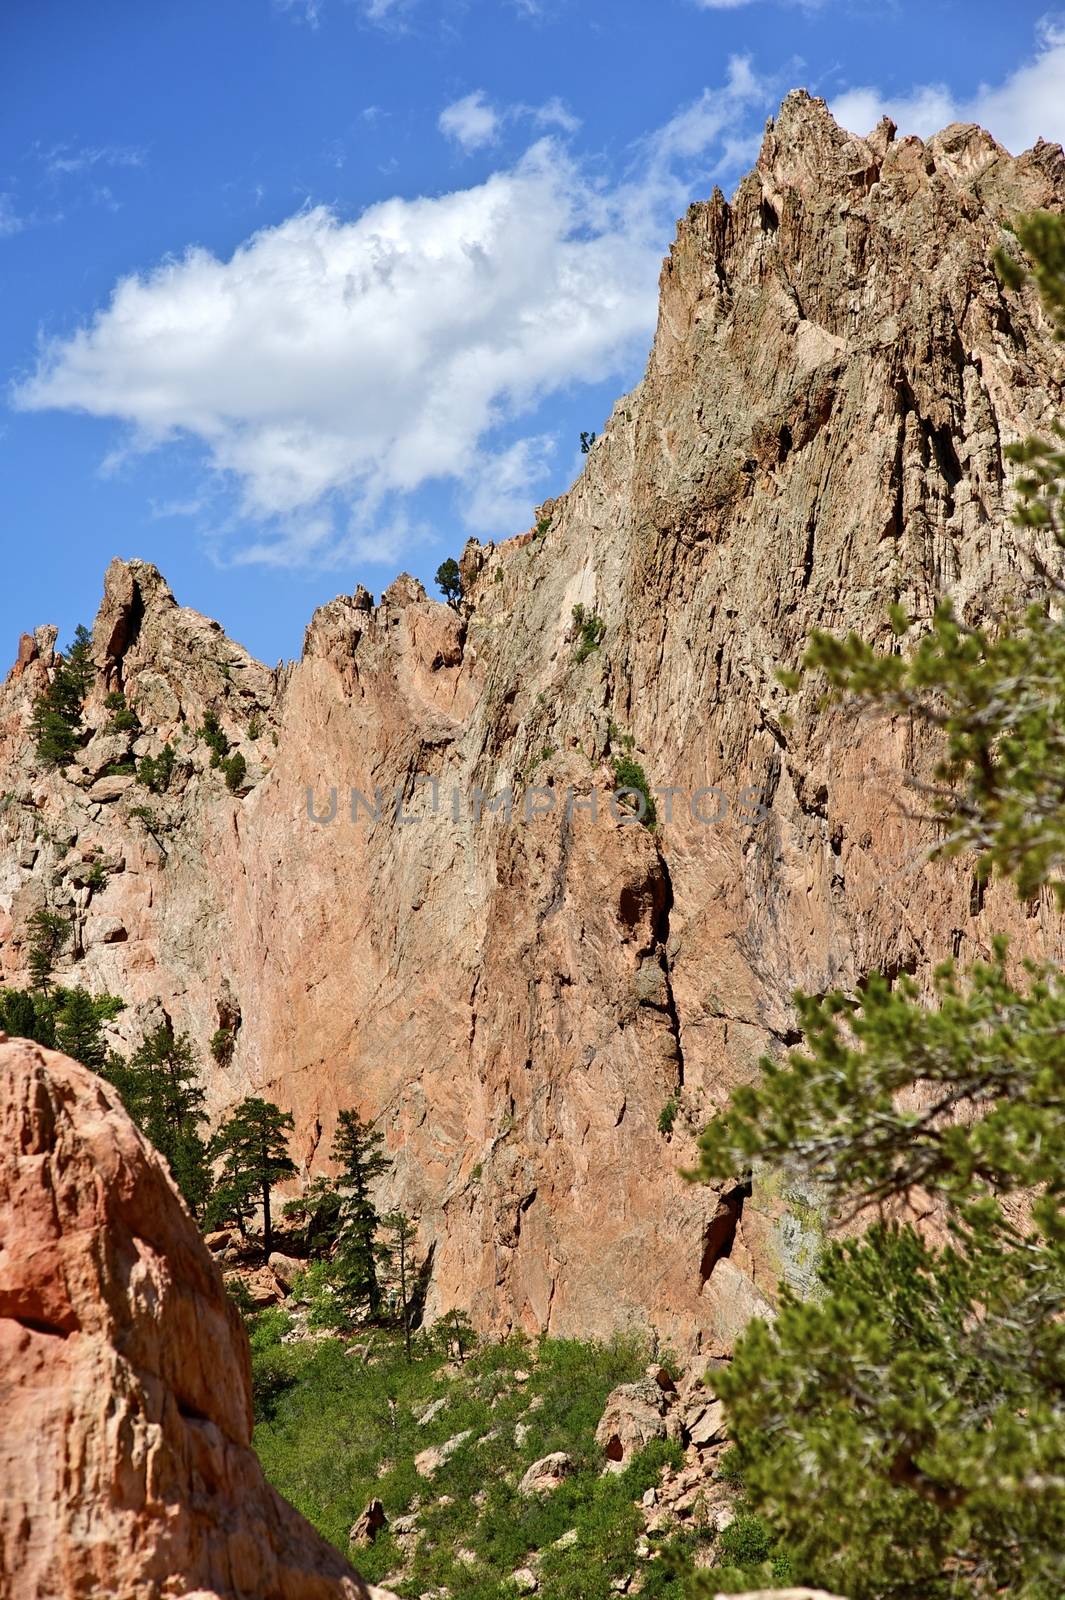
[104,690,140,734]
[658,1095,679,1135]
[248,1330,700,1596]
[197,710,229,767]
[210,1026,236,1067]
[572,605,606,664]
[612,755,657,827]
[84,860,108,892]
[138,743,176,793]
[222,751,247,792]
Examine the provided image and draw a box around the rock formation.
[2,94,1064,1353]
[0,1032,392,1600]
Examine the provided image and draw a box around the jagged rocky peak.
[1,99,1063,1361]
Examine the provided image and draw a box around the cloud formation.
[439,91,501,152]
[439,90,582,153]
[14,62,770,567]
[831,20,1065,153]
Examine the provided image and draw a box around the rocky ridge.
[2,94,1064,1353]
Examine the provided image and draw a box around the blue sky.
[2,0,1063,667]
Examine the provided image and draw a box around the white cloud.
[439,91,501,153]
[13,63,772,568]
[39,141,145,177]
[274,0,322,22]
[529,96,581,135]
[439,90,582,153]
[831,20,1065,153]
[462,434,556,533]
[15,143,658,552]
[0,196,26,238]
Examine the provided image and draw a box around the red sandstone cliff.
[1,94,1063,1354]
[0,1033,393,1599]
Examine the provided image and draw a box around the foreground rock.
[0,1034,394,1600]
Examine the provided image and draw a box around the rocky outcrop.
[0,1033,392,1600]
[2,94,1064,1355]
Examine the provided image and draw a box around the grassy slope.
[250,1314,706,1599]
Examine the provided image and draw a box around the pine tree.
[0,986,55,1046]
[690,213,1065,1600]
[31,624,94,767]
[112,1025,212,1218]
[434,558,462,609]
[281,1173,343,1259]
[53,986,124,1072]
[208,1096,295,1257]
[26,908,71,990]
[332,1109,390,1319]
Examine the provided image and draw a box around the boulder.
[512,1569,539,1593]
[414,1429,472,1478]
[87,773,134,803]
[0,1033,394,1599]
[268,1250,306,1291]
[349,1499,387,1547]
[711,1593,848,1600]
[226,1264,286,1308]
[518,1452,573,1496]
[595,1379,669,1467]
[686,1398,728,1449]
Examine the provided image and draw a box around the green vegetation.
[331,1109,391,1320]
[435,557,463,608]
[612,754,656,827]
[210,1024,237,1067]
[250,1326,699,1599]
[0,982,124,1061]
[30,623,94,766]
[27,907,71,989]
[208,1095,296,1256]
[54,986,124,1071]
[281,1173,345,1258]
[222,750,247,792]
[138,742,176,793]
[107,1024,212,1218]
[657,1095,679,1136]
[103,690,140,734]
[571,604,606,664]
[197,709,229,767]
[691,212,1065,1600]
[84,858,108,892]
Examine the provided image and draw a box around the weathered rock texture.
[2,95,1064,1352]
[0,1033,391,1600]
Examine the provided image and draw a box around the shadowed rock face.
[0,1033,392,1600]
[1,94,1064,1354]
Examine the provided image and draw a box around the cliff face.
[2,94,1064,1353]
[0,1034,391,1599]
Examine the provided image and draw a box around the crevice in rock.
[800,513,815,587]
[177,1396,211,1424]
[699,1181,750,1286]
[651,848,685,1091]
[8,1314,73,1339]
